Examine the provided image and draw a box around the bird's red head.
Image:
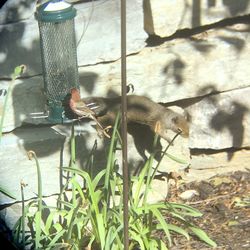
[70,88,81,102]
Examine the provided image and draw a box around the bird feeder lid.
[36,0,76,23]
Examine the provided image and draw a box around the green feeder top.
[36,0,76,22]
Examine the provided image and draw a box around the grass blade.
[150,207,172,246]
[105,112,120,190]
[27,151,42,211]
[96,214,106,249]
[189,226,217,247]
[157,223,189,240]
[130,229,145,250]
[47,229,67,248]
[163,152,187,164]
[0,186,16,199]
[63,167,100,216]
[167,202,203,217]
[34,211,42,249]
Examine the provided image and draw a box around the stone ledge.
[144,0,250,37]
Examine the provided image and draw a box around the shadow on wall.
[156,2,249,162]
[158,14,248,92]
[1,1,138,181]
[188,96,249,161]
[161,83,249,161]
[4,0,250,173]
[210,101,248,160]
[162,56,186,86]
[0,0,41,77]
[191,0,250,28]
[193,87,248,161]
[11,70,101,160]
[10,69,155,180]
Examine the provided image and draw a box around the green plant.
[13,114,217,249]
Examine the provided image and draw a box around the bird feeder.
[36,0,79,123]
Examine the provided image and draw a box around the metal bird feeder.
[36,0,79,123]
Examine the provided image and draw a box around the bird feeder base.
[47,105,71,123]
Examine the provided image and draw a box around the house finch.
[69,88,111,138]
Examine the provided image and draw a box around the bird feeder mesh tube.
[38,19,79,106]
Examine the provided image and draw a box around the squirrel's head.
[161,108,189,138]
[170,115,189,138]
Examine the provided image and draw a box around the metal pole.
[121,0,129,249]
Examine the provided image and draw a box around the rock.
[0,77,47,133]
[0,0,147,77]
[0,126,67,205]
[0,0,36,24]
[0,123,109,205]
[75,0,147,65]
[144,0,250,37]
[143,0,185,37]
[0,193,61,231]
[188,87,250,149]
[77,25,250,103]
[2,25,250,136]
[0,203,22,231]
[179,189,199,200]
[0,18,41,78]
[190,148,250,170]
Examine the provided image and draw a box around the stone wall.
[1,0,250,212]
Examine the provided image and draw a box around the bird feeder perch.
[36,0,79,123]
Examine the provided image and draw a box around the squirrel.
[80,95,189,142]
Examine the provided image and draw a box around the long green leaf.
[27,151,42,211]
[105,225,123,250]
[152,132,181,179]
[133,160,149,207]
[92,169,106,189]
[53,222,63,232]
[164,152,187,164]
[149,239,168,250]
[168,202,203,217]
[34,211,42,249]
[66,201,82,242]
[96,214,106,249]
[143,135,158,205]
[105,112,120,190]
[157,223,189,240]
[46,229,67,248]
[0,186,16,199]
[44,210,67,235]
[20,182,26,248]
[150,207,172,246]
[63,167,100,215]
[129,230,145,250]
[159,240,168,250]
[149,239,158,250]
[189,226,217,247]
[70,177,86,201]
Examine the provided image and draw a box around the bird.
[69,88,111,138]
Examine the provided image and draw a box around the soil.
[166,170,250,250]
